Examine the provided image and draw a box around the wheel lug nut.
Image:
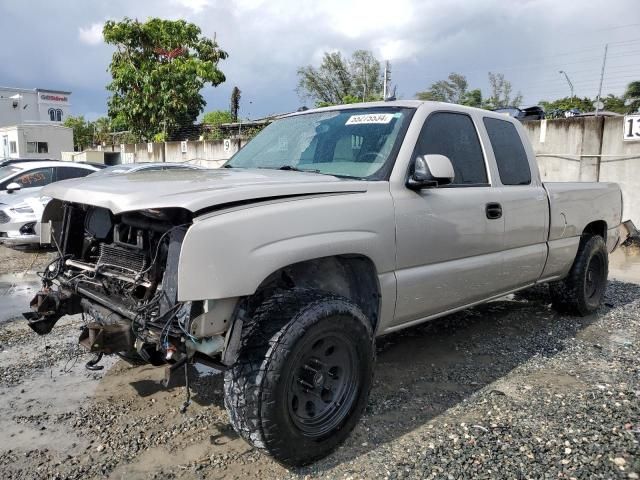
[298,379,314,389]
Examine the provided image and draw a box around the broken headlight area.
[23,202,212,371]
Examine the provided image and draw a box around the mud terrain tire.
[550,235,608,316]
[224,289,375,466]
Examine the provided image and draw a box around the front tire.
[224,289,374,466]
[550,235,608,316]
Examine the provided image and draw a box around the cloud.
[374,38,419,62]
[78,22,104,45]
[1,0,638,118]
[173,0,211,13]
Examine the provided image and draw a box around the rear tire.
[550,235,608,316]
[223,288,375,466]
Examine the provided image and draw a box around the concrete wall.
[523,116,640,224]
[61,150,108,164]
[120,138,248,168]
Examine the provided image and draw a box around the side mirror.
[6,182,21,194]
[407,154,455,190]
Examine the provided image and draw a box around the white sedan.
[0,161,99,245]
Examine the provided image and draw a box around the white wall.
[121,138,247,168]
[0,124,73,160]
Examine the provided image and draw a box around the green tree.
[349,49,383,102]
[602,94,626,114]
[103,17,228,141]
[461,88,483,108]
[297,50,383,106]
[539,96,593,114]
[230,86,241,122]
[416,73,482,107]
[203,110,233,125]
[202,109,233,140]
[624,81,640,113]
[92,117,112,146]
[485,72,522,109]
[417,72,468,104]
[63,115,93,151]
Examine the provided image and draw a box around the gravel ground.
[0,246,638,479]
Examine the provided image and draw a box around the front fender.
[176,184,395,301]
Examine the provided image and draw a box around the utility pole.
[595,44,608,117]
[383,60,390,99]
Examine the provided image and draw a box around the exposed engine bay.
[24,202,227,379]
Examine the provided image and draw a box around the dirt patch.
[0,246,638,479]
[0,244,56,275]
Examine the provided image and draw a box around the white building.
[1,123,73,160]
[0,86,72,125]
[0,86,74,160]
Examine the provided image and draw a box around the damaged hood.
[42,168,368,214]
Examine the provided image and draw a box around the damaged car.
[25,101,630,466]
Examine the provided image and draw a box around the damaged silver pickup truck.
[25,101,630,466]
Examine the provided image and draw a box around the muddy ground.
[0,244,638,479]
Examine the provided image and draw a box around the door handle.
[486,202,502,219]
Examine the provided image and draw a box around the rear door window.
[55,166,93,181]
[483,117,531,185]
[415,112,488,186]
[13,167,53,188]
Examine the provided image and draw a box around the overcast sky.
[0,0,638,120]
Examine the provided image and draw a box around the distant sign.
[180,141,188,153]
[40,94,68,102]
[223,138,231,152]
[624,115,640,142]
[147,142,153,153]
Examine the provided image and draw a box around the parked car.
[0,161,99,245]
[87,162,203,177]
[494,105,545,121]
[1,157,57,168]
[25,101,629,466]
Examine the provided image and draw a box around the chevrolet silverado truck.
[25,101,628,466]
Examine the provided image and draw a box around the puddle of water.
[609,245,640,285]
[0,273,41,323]
[0,354,118,454]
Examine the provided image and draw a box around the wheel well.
[583,220,607,239]
[249,255,381,330]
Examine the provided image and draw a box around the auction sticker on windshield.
[346,113,394,125]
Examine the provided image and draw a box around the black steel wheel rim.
[286,328,359,438]
[585,252,605,300]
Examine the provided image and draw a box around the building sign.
[624,114,640,141]
[180,141,188,153]
[39,94,68,102]
[223,138,231,152]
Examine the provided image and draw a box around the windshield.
[89,165,138,176]
[226,107,413,179]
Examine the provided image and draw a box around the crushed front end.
[25,202,210,371]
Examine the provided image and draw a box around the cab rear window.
[483,117,531,186]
